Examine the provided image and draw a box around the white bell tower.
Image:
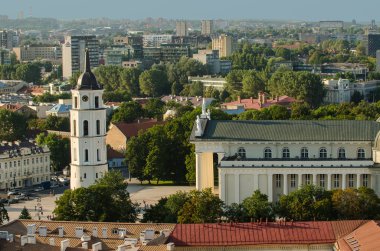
[70,49,108,189]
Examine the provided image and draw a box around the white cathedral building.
[191,106,380,204]
[70,50,108,189]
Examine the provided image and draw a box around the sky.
[1,0,379,22]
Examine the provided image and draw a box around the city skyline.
[1,0,380,22]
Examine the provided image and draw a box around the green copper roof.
[190,120,380,142]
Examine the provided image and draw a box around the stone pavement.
[4,183,195,221]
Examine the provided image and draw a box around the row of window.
[0,167,50,180]
[73,148,102,162]
[0,156,49,169]
[73,120,101,136]
[74,96,100,109]
[3,176,49,188]
[237,147,366,159]
[273,174,369,188]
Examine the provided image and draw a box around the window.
[85,149,89,162]
[264,148,272,159]
[73,120,76,136]
[97,149,100,161]
[333,174,340,188]
[357,148,365,159]
[363,174,369,187]
[83,120,89,136]
[319,148,327,159]
[305,174,311,185]
[237,147,246,158]
[84,173,86,179]
[95,96,99,108]
[96,173,98,179]
[300,147,308,159]
[282,147,290,159]
[96,120,100,135]
[275,174,281,188]
[319,174,325,188]
[338,148,346,159]
[9,162,12,168]
[18,160,20,166]
[290,174,296,188]
[74,96,78,108]
[348,174,355,188]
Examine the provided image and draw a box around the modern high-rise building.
[176,21,188,37]
[70,50,108,189]
[62,35,99,79]
[212,34,236,58]
[201,20,214,35]
[0,30,17,49]
[367,34,380,57]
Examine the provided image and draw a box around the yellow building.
[212,34,236,57]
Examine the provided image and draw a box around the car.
[0,199,8,204]
[51,183,59,188]
[14,195,26,200]
[7,190,20,196]
[34,187,44,192]
[58,177,68,183]
[8,198,18,204]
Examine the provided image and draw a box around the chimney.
[237,96,241,103]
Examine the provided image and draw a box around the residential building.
[192,49,232,74]
[107,146,128,178]
[122,60,142,69]
[0,30,18,49]
[0,140,50,190]
[13,45,61,62]
[0,80,28,94]
[367,33,380,57]
[70,50,108,189]
[0,49,12,65]
[201,20,214,35]
[161,95,214,108]
[188,76,227,91]
[142,47,161,62]
[160,43,191,62]
[142,34,172,47]
[191,108,380,203]
[176,20,188,36]
[46,102,71,118]
[0,103,37,118]
[323,78,380,103]
[106,119,165,152]
[2,219,380,250]
[0,219,175,250]
[221,93,297,114]
[113,35,143,46]
[212,34,236,57]
[103,46,129,66]
[172,35,211,49]
[28,103,54,119]
[62,35,99,79]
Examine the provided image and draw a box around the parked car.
[0,199,8,204]
[7,190,20,196]
[50,183,59,188]
[58,177,68,183]
[8,198,18,204]
[15,194,26,200]
[34,187,44,192]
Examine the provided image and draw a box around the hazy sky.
[2,0,379,21]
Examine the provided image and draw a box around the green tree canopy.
[19,206,32,219]
[111,101,144,123]
[0,109,27,141]
[15,63,42,84]
[36,133,70,172]
[139,69,170,97]
[242,190,274,220]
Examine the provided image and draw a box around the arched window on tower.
[95,96,99,108]
[96,120,100,135]
[73,120,76,136]
[237,147,246,159]
[97,149,100,161]
[84,149,89,162]
[83,120,88,136]
[74,96,78,108]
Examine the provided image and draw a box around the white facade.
[0,140,50,190]
[191,117,380,204]
[70,89,108,189]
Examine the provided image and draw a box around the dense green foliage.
[0,110,27,141]
[36,133,70,172]
[33,93,71,103]
[111,101,144,123]
[143,186,380,223]
[19,207,32,219]
[29,115,70,132]
[53,171,138,222]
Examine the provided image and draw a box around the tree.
[242,70,265,97]
[139,69,170,97]
[36,133,70,172]
[111,101,144,123]
[189,81,203,96]
[54,171,139,222]
[223,203,248,222]
[19,206,32,219]
[102,90,131,102]
[242,190,273,220]
[171,82,182,95]
[69,72,81,88]
[15,63,42,84]
[142,197,177,223]
[277,185,334,221]
[178,188,224,223]
[332,188,361,219]
[144,98,165,120]
[43,115,70,131]
[351,90,364,104]
[0,109,27,141]
[121,68,142,96]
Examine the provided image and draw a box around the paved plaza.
[3,183,195,222]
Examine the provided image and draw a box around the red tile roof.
[337,221,380,251]
[222,95,297,111]
[113,119,165,138]
[107,146,124,159]
[169,221,367,247]
[0,103,24,111]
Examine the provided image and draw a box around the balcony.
[220,156,374,168]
